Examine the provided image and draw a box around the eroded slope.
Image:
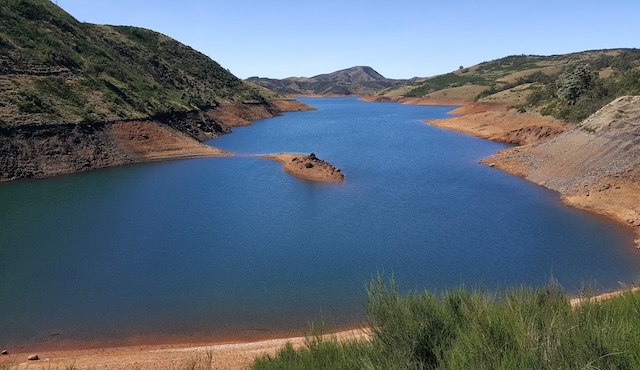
[484,96,640,243]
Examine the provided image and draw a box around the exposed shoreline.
[5,287,638,370]
[1,328,370,370]
[4,96,639,369]
[260,152,344,183]
[419,98,640,246]
[0,99,314,182]
[292,94,640,243]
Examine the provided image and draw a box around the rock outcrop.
[261,153,344,183]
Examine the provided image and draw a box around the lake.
[1,97,638,348]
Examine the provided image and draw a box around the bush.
[253,278,640,369]
[555,64,595,105]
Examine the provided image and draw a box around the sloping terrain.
[427,107,568,146]
[0,0,311,181]
[484,96,640,243]
[247,66,411,96]
[0,0,273,124]
[381,49,640,122]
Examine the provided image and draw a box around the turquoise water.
[1,97,638,347]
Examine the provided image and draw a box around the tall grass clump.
[253,276,640,369]
[181,350,213,370]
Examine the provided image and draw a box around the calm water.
[1,97,638,347]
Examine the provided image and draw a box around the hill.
[379,49,640,122]
[0,0,311,181]
[247,66,412,96]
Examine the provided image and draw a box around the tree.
[555,64,594,105]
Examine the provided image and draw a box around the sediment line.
[0,100,313,182]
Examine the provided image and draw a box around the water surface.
[1,97,638,347]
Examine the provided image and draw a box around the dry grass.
[424,85,488,100]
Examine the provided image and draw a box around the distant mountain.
[247,66,413,96]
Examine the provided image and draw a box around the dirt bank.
[110,120,230,160]
[426,105,568,145]
[359,95,472,106]
[261,153,344,183]
[421,95,639,244]
[483,96,640,244]
[0,100,312,182]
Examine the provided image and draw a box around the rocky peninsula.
[260,153,344,183]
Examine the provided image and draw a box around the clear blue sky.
[55,0,639,79]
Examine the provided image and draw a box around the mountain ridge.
[247,66,413,96]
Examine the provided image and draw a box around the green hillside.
[0,0,271,126]
[382,49,640,122]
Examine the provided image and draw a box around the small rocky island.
[261,153,344,183]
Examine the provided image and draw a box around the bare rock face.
[27,354,39,361]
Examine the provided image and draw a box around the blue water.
[0,97,638,347]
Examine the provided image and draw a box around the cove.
[0,97,638,348]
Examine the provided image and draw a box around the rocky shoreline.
[0,100,313,182]
[422,96,640,245]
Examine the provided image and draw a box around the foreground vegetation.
[253,278,640,369]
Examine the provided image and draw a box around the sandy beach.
[0,329,369,370]
[4,286,637,369]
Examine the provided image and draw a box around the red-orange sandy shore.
[0,328,369,370]
[4,286,638,369]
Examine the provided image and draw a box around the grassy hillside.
[0,0,272,126]
[382,49,640,122]
[253,278,640,369]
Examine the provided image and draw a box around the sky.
[54,0,639,80]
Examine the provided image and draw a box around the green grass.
[253,277,640,369]
[392,49,640,122]
[0,0,274,125]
